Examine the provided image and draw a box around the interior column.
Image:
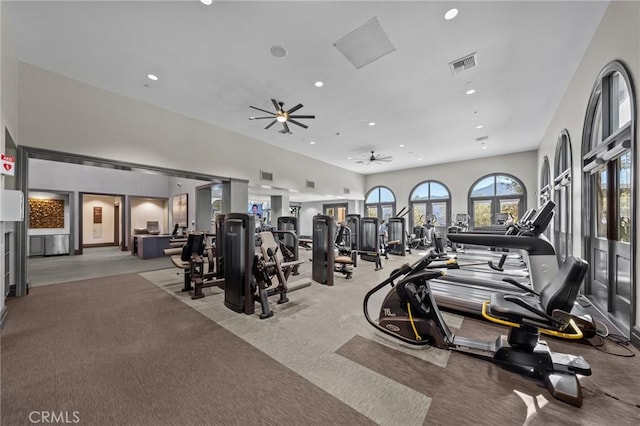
[222,179,249,214]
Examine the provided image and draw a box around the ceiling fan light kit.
[249,98,315,134]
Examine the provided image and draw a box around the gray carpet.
[338,316,640,425]
[1,273,373,425]
[4,252,640,425]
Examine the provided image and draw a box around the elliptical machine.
[363,252,592,407]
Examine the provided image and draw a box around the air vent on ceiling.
[476,136,489,142]
[305,180,315,189]
[449,52,477,74]
[343,187,350,195]
[260,170,273,182]
[334,17,396,69]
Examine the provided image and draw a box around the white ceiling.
[6,1,608,178]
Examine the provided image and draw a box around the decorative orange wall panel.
[29,199,65,229]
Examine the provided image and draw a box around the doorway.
[79,193,124,250]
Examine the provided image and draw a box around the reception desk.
[132,234,172,259]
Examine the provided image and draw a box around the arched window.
[539,156,551,204]
[553,130,572,263]
[539,156,551,239]
[581,61,635,336]
[365,186,396,221]
[468,173,526,228]
[409,181,451,232]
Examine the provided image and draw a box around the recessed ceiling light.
[147,74,158,81]
[418,158,422,161]
[200,0,213,5]
[347,156,352,159]
[466,89,476,95]
[444,8,459,20]
[482,146,488,150]
[476,125,483,129]
[310,141,316,145]
[368,122,376,126]
[315,81,324,87]
[399,144,405,148]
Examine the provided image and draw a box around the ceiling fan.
[249,99,315,134]
[356,151,393,165]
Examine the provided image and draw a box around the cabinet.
[29,235,45,256]
[0,190,24,221]
[44,235,69,255]
[29,235,70,256]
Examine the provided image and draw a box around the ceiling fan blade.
[286,103,303,114]
[250,106,276,115]
[289,115,315,119]
[249,116,275,120]
[264,120,277,130]
[376,158,393,162]
[271,99,281,112]
[282,122,291,134]
[288,119,308,129]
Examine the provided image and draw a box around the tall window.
[539,156,551,239]
[365,186,396,221]
[468,173,526,227]
[324,203,348,223]
[409,181,451,230]
[539,157,551,205]
[553,131,573,262]
[581,61,635,336]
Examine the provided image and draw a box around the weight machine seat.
[259,231,304,268]
[335,255,354,265]
[387,240,400,246]
[487,257,589,329]
[171,255,189,269]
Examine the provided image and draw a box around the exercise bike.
[363,252,592,407]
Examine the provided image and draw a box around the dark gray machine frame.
[223,213,256,314]
[387,217,407,256]
[359,216,382,270]
[312,215,335,286]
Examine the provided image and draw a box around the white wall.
[536,1,640,328]
[299,199,362,236]
[29,159,171,197]
[17,63,366,202]
[365,151,538,222]
[130,198,166,234]
[82,194,116,245]
[168,176,209,231]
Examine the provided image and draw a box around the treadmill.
[430,201,558,315]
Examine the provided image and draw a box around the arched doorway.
[581,61,635,336]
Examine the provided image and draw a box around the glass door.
[590,168,609,311]
[499,199,520,223]
[611,152,632,328]
[473,200,492,227]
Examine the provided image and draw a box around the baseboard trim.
[82,243,118,248]
[0,305,8,328]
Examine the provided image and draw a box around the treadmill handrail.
[447,233,555,255]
